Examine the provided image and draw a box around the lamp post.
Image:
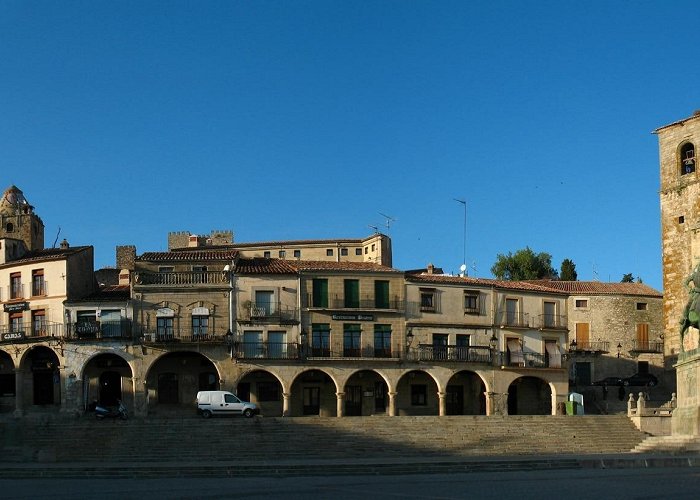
[489,332,498,365]
[617,342,622,359]
[405,327,414,358]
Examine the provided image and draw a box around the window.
[158,266,174,273]
[312,279,328,308]
[464,291,479,314]
[575,299,588,308]
[341,248,348,256]
[10,272,22,300]
[293,250,301,258]
[636,302,648,311]
[575,323,590,349]
[254,290,275,316]
[156,317,174,340]
[31,269,45,296]
[420,288,435,312]
[456,334,470,360]
[371,244,375,251]
[278,250,286,258]
[374,280,390,308]
[344,279,360,308]
[680,216,685,224]
[263,251,271,258]
[5,222,13,232]
[268,331,287,358]
[364,247,368,254]
[343,324,361,357]
[411,385,427,406]
[433,334,448,360]
[355,248,362,256]
[9,312,23,333]
[505,298,519,325]
[257,382,281,402]
[636,323,650,350]
[243,331,263,358]
[680,142,696,175]
[192,314,208,337]
[543,301,556,327]
[76,311,99,338]
[311,324,330,357]
[374,325,391,357]
[32,309,46,337]
[326,249,334,257]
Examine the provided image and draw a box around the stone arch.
[343,369,390,416]
[507,376,552,415]
[19,345,61,408]
[143,350,220,415]
[395,369,440,416]
[0,349,16,413]
[81,352,135,412]
[445,370,487,415]
[679,141,696,175]
[235,369,285,417]
[289,368,338,417]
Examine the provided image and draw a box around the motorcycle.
[92,399,128,420]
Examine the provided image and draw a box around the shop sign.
[3,302,28,313]
[1,331,25,342]
[331,313,374,321]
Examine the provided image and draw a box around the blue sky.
[1,1,696,290]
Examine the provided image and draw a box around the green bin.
[565,401,578,415]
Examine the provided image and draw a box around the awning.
[545,343,562,368]
[507,339,524,366]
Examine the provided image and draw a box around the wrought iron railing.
[570,341,610,352]
[239,303,299,322]
[68,320,133,340]
[536,314,567,329]
[407,344,492,363]
[134,271,228,286]
[306,294,405,311]
[232,342,300,360]
[0,322,64,342]
[630,340,663,353]
[304,346,400,359]
[140,327,227,343]
[498,312,530,328]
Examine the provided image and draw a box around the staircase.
[632,435,700,454]
[0,414,647,465]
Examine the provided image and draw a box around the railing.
[570,341,610,352]
[536,314,567,329]
[31,280,48,297]
[407,344,492,363]
[305,294,405,311]
[239,303,299,322]
[134,271,228,286]
[68,320,133,340]
[140,327,227,343]
[630,340,663,353]
[0,322,64,342]
[304,346,400,359]
[233,342,300,360]
[498,312,530,328]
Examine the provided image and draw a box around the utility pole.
[453,199,466,276]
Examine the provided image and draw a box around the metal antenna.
[368,224,379,234]
[378,213,396,233]
[453,199,466,273]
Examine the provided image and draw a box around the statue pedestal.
[673,328,700,435]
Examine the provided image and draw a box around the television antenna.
[453,198,467,274]
[368,224,379,234]
[378,213,396,233]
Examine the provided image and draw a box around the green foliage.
[560,259,577,281]
[491,247,558,281]
[621,273,634,283]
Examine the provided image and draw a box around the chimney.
[59,239,69,249]
[427,263,434,274]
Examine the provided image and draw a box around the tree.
[560,259,577,281]
[621,273,634,283]
[491,247,558,280]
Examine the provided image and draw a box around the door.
[455,334,470,360]
[268,331,287,359]
[217,393,244,415]
[345,385,362,416]
[374,381,387,413]
[433,334,448,360]
[157,373,179,404]
[33,370,54,405]
[243,331,264,358]
[255,290,275,316]
[575,323,590,349]
[303,387,320,415]
[99,371,122,406]
[446,385,464,415]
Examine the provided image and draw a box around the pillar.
[388,391,397,416]
[13,368,24,417]
[282,392,291,417]
[438,391,447,416]
[336,392,345,417]
[133,377,148,417]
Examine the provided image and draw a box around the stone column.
[388,391,397,416]
[133,377,148,418]
[13,368,24,417]
[336,392,345,418]
[438,391,447,416]
[486,391,507,416]
[282,392,291,417]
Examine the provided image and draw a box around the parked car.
[196,390,260,418]
[622,373,658,387]
[591,376,624,387]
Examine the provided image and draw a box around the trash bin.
[565,401,578,415]
[568,392,585,415]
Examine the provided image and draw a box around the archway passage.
[344,370,388,416]
[507,376,552,415]
[290,370,337,417]
[25,346,60,406]
[396,370,439,416]
[146,351,218,415]
[237,370,283,417]
[83,353,133,410]
[0,350,15,413]
[445,371,486,415]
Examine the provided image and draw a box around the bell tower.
[0,185,45,251]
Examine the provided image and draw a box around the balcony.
[233,341,300,360]
[134,271,228,287]
[68,320,133,341]
[141,327,227,344]
[407,344,492,363]
[569,340,610,353]
[0,322,64,343]
[498,312,531,328]
[239,303,299,324]
[536,314,568,330]
[306,294,405,312]
[630,340,663,353]
[304,346,399,359]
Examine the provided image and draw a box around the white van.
[196,391,259,418]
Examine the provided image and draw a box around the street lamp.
[617,342,622,358]
[405,327,414,349]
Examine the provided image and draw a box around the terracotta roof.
[0,246,92,269]
[290,260,401,273]
[137,250,238,262]
[406,274,568,294]
[235,258,298,275]
[653,112,700,134]
[529,280,663,297]
[230,238,365,248]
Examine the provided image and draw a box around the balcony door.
[243,331,264,358]
[575,323,590,349]
[255,290,275,316]
[433,334,448,360]
[345,385,362,416]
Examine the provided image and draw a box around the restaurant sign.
[331,313,374,321]
[3,302,28,313]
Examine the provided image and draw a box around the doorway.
[303,387,320,415]
[345,385,362,416]
[446,385,464,415]
[99,371,122,406]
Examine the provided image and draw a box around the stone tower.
[656,111,700,360]
[0,185,44,251]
